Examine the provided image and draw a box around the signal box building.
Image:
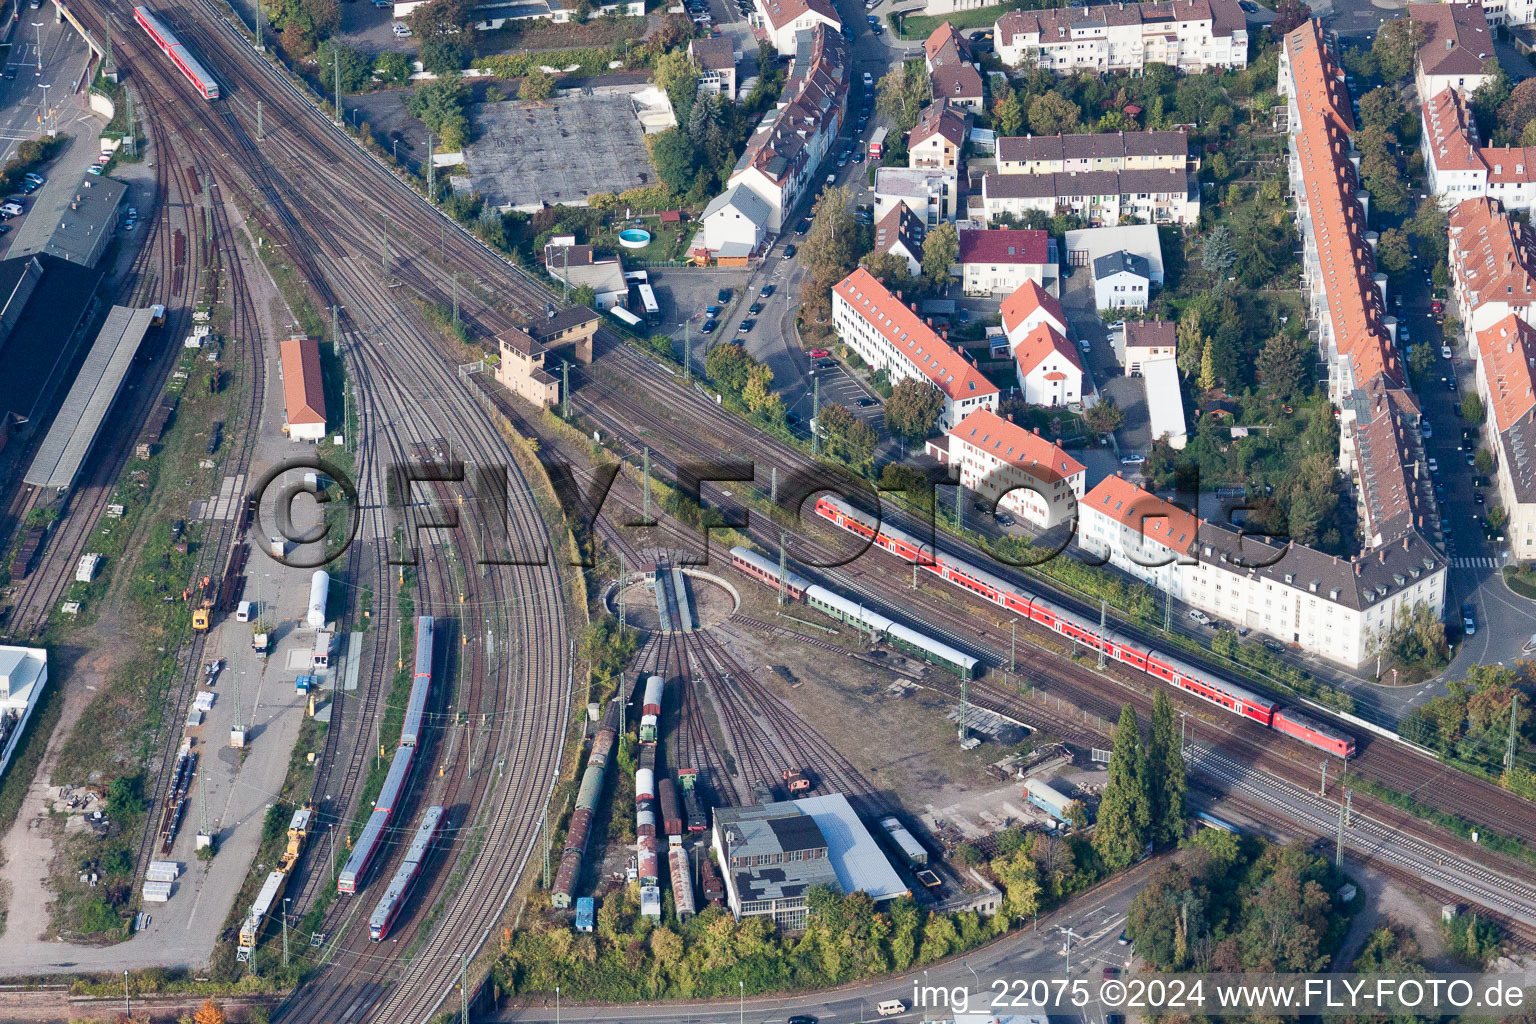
[278,336,328,442]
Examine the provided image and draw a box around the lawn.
[895,0,1066,39]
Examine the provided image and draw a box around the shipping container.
[658,777,683,836]
[312,630,332,670]
[141,880,173,902]
[146,860,180,882]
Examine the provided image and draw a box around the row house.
[752,0,841,54]
[938,408,1086,528]
[1447,196,1536,336]
[994,0,1248,75]
[831,267,999,429]
[978,168,1199,226]
[724,25,848,234]
[1078,475,1447,668]
[1423,88,1536,215]
[996,129,1190,176]
[909,99,970,173]
[1473,314,1536,559]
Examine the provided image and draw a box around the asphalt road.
[0,8,91,165]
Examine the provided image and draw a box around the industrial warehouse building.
[23,305,154,491]
[0,253,104,458]
[711,794,907,930]
[14,176,128,270]
[0,646,47,784]
[279,336,328,442]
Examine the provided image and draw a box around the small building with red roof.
[279,336,327,442]
[999,279,1067,346]
[831,267,999,429]
[1011,322,1083,408]
[942,408,1085,527]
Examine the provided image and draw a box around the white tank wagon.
[307,570,330,629]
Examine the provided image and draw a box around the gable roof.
[1124,319,1175,350]
[1093,249,1149,279]
[997,129,1187,165]
[950,408,1085,481]
[1408,2,1492,78]
[1449,197,1536,314]
[834,267,999,403]
[279,337,327,427]
[1083,474,1199,555]
[924,21,969,62]
[689,35,736,71]
[957,228,1049,266]
[996,0,1245,47]
[759,0,841,31]
[999,279,1067,336]
[873,204,925,257]
[1478,313,1536,431]
[910,100,969,149]
[701,182,772,226]
[1012,321,1082,378]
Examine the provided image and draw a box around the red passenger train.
[134,7,220,100]
[813,494,1356,758]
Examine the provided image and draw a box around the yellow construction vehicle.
[190,576,215,630]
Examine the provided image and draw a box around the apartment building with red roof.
[909,99,970,173]
[831,267,999,429]
[1422,87,1536,215]
[1473,314,1536,556]
[937,408,1085,528]
[1409,2,1496,97]
[1011,322,1083,408]
[999,279,1067,342]
[1447,196,1536,335]
[955,227,1053,296]
[753,0,841,53]
[924,23,984,113]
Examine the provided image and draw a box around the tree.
[1357,85,1406,130]
[1371,18,1425,83]
[1092,705,1151,871]
[884,378,944,442]
[920,221,958,288]
[993,86,1025,136]
[374,50,411,85]
[1376,227,1413,274]
[876,59,932,138]
[1256,331,1309,400]
[193,1000,227,1024]
[417,35,470,75]
[861,250,913,290]
[1462,392,1485,424]
[1200,223,1237,279]
[521,68,556,101]
[799,185,859,326]
[405,78,470,152]
[1488,504,1509,531]
[1473,57,1514,138]
[1198,339,1217,391]
[1410,336,1436,377]
[1382,602,1450,672]
[407,0,473,36]
[317,41,371,94]
[1270,0,1311,35]
[654,49,702,123]
[646,128,698,195]
[1176,303,1207,377]
[1083,399,1124,436]
[1145,691,1186,846]
[705,341,756,395]
[1028,92,1080,136]
[1475,447,1495,474]
[817,403,878,468]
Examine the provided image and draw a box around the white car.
[862,71,873,87]
[1188,610,1212,625]
[1119,453,1146,465]
[1427,457,1438,473]
[393,21,412,36]
[1441,344,1453,359]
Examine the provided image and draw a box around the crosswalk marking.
[1450,556,1498,568]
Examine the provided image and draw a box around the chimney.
[1355,561,1362,576]
[1403,535,1410,551]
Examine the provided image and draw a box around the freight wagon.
[668,843,696,921]
[658,777,683,836]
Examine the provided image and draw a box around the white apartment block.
[942,409,1085,528]
[994,0,1248,75]
[832,268,999,430]
[979,169,1199,227]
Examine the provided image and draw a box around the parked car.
[748,302,763,314]
[717,288,732,302]
[1421,420,1433,438]
[1427,457,1438,472]
[393,21,412,36]
[701,319,718,334]
[1119,453,1146,465]
[783,243,797,258]
[862,71,874,86]
[738,318,756,333]
[808,348,830,358]
[855,397,874,407]
[1462,604,1477,635]
[1441,344,1453,359]
[760,284,775,297]
[1188,610,1212,625]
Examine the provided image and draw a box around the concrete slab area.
[463,97,658,210]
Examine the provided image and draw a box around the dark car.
[738,318,756,333]
[717,287,732,302]
[701,319,718,334]
[788,1016,819,1024]
[760,284,775,297]
[796,218,812,234]
[0,224,10,235]
[783,243,797,258]
[856,397,874,407]
[748,302,763,314]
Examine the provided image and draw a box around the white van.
[0,202,23,218]
[877,1001,906,1017]
[236,600,253,623]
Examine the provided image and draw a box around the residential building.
[278,336,327,442]
[1077,475,1447,668]
[691,36,739,99]
[1092,250,1151,310]
[1117,318,1177,372]
[0,646,46,783]
[999,279,1068,343]
[978,168,1199,226]
[697,184,772,262]
[872,205,926,278]
[994,0,1248,75]
[1422,87,1536,213]
[921,0,991,16]
[832,267,1000,429]
[955,228,1053,296]
[996,129,1189,175]
[1012,321,1083,407]
[1063,224,1164,281]
[1473,314,1536,558]
[496,327,561,409]
[1410,3,1495,95]
[925,23,985,112]
[909,99,970,173]
[942,408,1086,528]
[544,239,627,310]
[753,0,842,53]
[712,794,907,929]
[725,25,849,231]
[875,166,957,224]
[1447,197,1536,336]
